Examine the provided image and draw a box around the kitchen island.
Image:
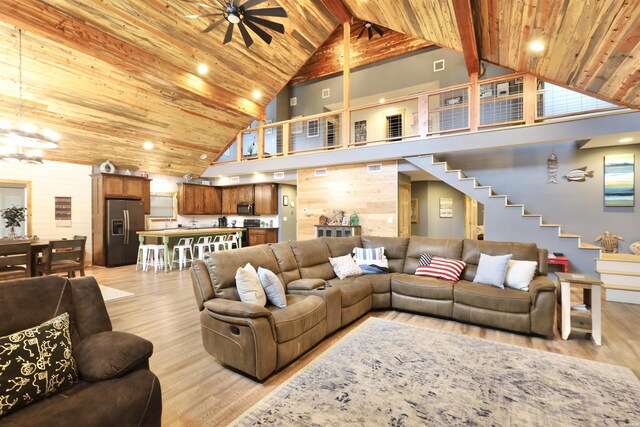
[137,227,245,272]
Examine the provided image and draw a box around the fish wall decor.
[547,151,558,184]
[563,167,594,182]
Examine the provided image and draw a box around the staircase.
[406,155,601,275]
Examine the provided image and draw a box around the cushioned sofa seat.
[454,280,531,313]
[269,295,326,343]
[452,304,531,334]
[355,274,391,309]
[391,274,454,300]
[327,277,372,307]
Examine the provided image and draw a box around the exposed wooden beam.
[342,22,351,148]
[320,0,352,24]
[0,0,264,120]
[451,0,480,76]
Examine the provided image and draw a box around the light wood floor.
[86,265,640,427]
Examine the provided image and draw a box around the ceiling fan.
[184,0,288,48]
[356,21,384,40]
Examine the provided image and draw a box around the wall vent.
[367,164,382,173]
[290,97,297,106]
[433,59,445,72]
[273,171,285,180]
[314,168,327,177]
[322,88,330,98]
[230,176,240,184]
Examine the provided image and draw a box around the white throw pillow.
[235,263,267,306]
[329,254,363,280]
[473,253,512,288]
[258,267,287,309]
[504,260,538,291]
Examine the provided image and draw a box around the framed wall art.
[354,120,367,143]
[439,197,453,218]
[604,153,634,207]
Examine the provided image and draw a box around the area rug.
[233,318,640,426]
[99,285,133,302]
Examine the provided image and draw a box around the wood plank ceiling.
[0,0,337,176]
[343,0,640,109]
[0,0,638,176]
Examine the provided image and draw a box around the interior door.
[465,195,479,239]
[398,182,411,237]
[106,199,126,266]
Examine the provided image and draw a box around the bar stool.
[171,238,194,271]
[225,232,241,250]
[136,244,155,271]
[193,236,213,260]
[211,235,227,252]
[145,244,165,273]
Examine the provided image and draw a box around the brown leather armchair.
[0,275,162,426]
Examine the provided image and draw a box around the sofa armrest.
[74,331,153,382]
[204,298,272,319]
[529,275,556,304]
[287,278,326,291]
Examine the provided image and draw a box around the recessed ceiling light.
[143,141,154,150]
[529,40,545,52]
[618,137,633,143]
[197,63,208,75]
[252,90,262,100]
[379,98,385,104]
[199,154,208,160]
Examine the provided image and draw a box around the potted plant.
[1,205,27,239]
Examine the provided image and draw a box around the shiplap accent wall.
[297,161,398,240]
[0,160,92,259]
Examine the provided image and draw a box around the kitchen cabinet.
[221,185,255,214]
[254,183,278,215]
[91,173,152,266]
[247,228,278,246]
[178,183,221,215]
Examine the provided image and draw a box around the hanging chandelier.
[0,28,60,164]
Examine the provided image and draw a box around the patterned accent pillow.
[415,256,466,282]
[0,312,78,417]
[329,254,363,280]
[353,247,385,261]
[418,253,434,267]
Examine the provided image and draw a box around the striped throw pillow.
[415,256,466,282]
[353,247,385,261]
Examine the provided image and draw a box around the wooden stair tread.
[560,233,581,238]
[579,243,601,250]
[597,270,640,277]
[489,195,507,198]
[522,214,543,217]
[506,204,525,207]
[474,185,491,189]
[540,224,561,227]
[602,283,640,291]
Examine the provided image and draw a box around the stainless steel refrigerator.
[106,199,145,267]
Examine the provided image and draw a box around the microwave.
[237,203,254,216]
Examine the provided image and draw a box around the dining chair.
[35,238,86,278]
[0,242,31,281]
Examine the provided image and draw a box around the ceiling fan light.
[26,149,43,158]
[365,22,372,28]
[0,120,11,130]
[21,123,37,133]
[227,12,240,24]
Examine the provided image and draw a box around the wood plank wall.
[296,161,398,240]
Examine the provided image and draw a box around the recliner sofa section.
[191,236,556,380]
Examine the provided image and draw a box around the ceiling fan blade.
[223,23,234,43]
[240,0,269,9]
[244,19,273,45]
[368,27,373,40]
[185,13,223,18]
[244,6,287,18]
[202,17,226,33]
[244,15,285,33]
[373,25,384,37]
[357,26,366,39]
[237,21,254,47]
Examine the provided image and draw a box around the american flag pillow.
[415,254,466,282]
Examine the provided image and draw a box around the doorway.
[464,195,484,239]
[398,182,411,237]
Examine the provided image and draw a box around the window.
[0,182,28,238]
[386,114,403,141]
[149,193,175,218]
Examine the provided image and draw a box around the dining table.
[0,239,49,277]
[136,227,245,272]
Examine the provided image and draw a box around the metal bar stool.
[136,244,154,271]
[224,232,241,250]
[145,244,165,273]
[211,235,227,252]
[170,238,194,271]
[193,236,213,260]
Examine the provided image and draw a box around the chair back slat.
[38,239,86,277]
[0,242,31,274]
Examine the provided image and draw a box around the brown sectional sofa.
[191,235,556,380]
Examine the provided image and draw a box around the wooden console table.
[315,225,361,238]
[556,272,602,346]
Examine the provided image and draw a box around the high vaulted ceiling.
[0,0,638,176]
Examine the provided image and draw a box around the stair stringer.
[406,155,601,275]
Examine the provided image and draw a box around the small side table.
[548,255,569,272]
[556,272,603,345]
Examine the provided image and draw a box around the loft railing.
[215,73,628,164]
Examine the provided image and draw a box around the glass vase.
[7,226,17,239]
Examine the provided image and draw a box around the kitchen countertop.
[137,227,245,237]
